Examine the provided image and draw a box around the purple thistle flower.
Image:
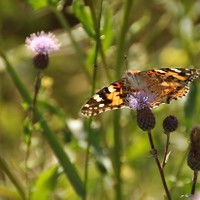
[25,31,60,55]
[25,31,60,69]
[125,90,157,110]
[125,90,156,131]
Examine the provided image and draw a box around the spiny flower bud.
[163,115,178,134]
[136,107,156,131]
[187,125,200,170]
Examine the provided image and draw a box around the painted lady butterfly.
[81,68,200,116]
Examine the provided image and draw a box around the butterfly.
[81,68,200,116]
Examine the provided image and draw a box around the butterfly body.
[81,68,200,116]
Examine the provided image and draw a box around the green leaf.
[31,165,60,200]
[72,0,95,38]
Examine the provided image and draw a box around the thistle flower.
[125,90,156,131]
[163,115,178,134]
[125,90,157,110]
[25,31,60,69]
[187,125,200,170]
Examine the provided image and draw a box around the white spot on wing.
[93,94,102,102]
[170,68,182,73]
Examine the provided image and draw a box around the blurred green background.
[0,0,200,199]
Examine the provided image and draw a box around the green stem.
[0,155,26,200]
[0,51,85,197]
[113,110,122,200]
[113,1,134,199]
[83,0,103,199]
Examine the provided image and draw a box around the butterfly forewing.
[81,81,126,116]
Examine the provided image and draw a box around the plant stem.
[191,170,198,195]
[113,110,122,200]
[147,130,172,200]
[83,0,103,199]
[112,1,134,199]
[32,70,41,120]
[162,133,170,169]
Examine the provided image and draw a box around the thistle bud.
[163,115,178,134]
[136,107,156,131]
[33,54,49,69]
[187,125,200,170]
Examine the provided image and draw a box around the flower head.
[163,115,178,134]
[25,31,60,55]
[125,90,157,110]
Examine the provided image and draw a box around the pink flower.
[25,31,60,55]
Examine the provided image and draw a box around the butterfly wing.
[81,81,127,116]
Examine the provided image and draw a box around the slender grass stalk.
[191,170,198,195]
[0,51,85,197]
[147,130,172,200]
[113,1,134,199]
[83,0,103,199]
[0,156,26,200]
